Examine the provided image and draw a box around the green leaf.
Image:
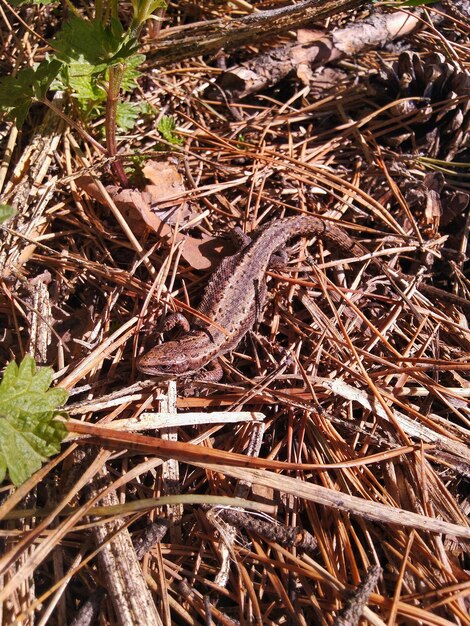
[116,100,153,131]
[52,17,139,69]
[54,51,143,109]
[131,0,167,14]
[131,0,167,30]
[120,54,145,92]
[116,101,140,132]
[0,204,16,224]
[157,115,183,145]
[0,356,68,486]
[0,58,62,126]
[0,419,50,486]
[64,59,107,103]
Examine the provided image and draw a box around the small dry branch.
[147,0,366,66]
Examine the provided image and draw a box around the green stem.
[106,63,129,187]
[130,0,154,37]
[110,0,119,20]
[95,0,103,20]
[62,0,81,18]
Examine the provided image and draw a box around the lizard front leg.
[162,312,190,333]
[193,360,224,383]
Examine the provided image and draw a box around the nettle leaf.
[0,58,62,126]
[0,204,16,224]
[53,16,139,69]
[65,59,107,103]
[116,100,153,131]
[0,356,68,486]
[116,101,140,131]
[54,52,143,111]
[120,53,145,92]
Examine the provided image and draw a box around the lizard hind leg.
[269,249,288,270]
[229,226,252,249]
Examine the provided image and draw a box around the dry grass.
[0,1,469,625]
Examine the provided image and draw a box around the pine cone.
[369,52,470,160]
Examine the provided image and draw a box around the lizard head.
[137,341,197,378]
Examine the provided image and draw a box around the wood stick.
[146,0,366,66]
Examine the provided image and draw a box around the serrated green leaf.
[0,386,69,417]
[119,53,145,92]
[65,59,107,103]
[0,204,16,224]
[52,17,139,70]
[0,356,68,486]
[0,360,19,390]
[157,115,183,145]
[116,99,152,131]
[17,353,35,380]
[33,416,67,452]
[116,101,140,131]
[27,362,52,392]
[0,58,62,126]
[0,418,49,486]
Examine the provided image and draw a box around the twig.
[146,0,366,66]
[333,565,382,626]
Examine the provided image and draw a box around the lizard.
[137,214,373,379]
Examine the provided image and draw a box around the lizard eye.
[158,364,174,372]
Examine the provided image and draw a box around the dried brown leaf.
[76,175,226,270]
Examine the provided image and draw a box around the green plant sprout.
[0,356,68,487]
[0,0,167,187]
[157,115,184,146]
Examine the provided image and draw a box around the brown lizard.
[137,214,371,379]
